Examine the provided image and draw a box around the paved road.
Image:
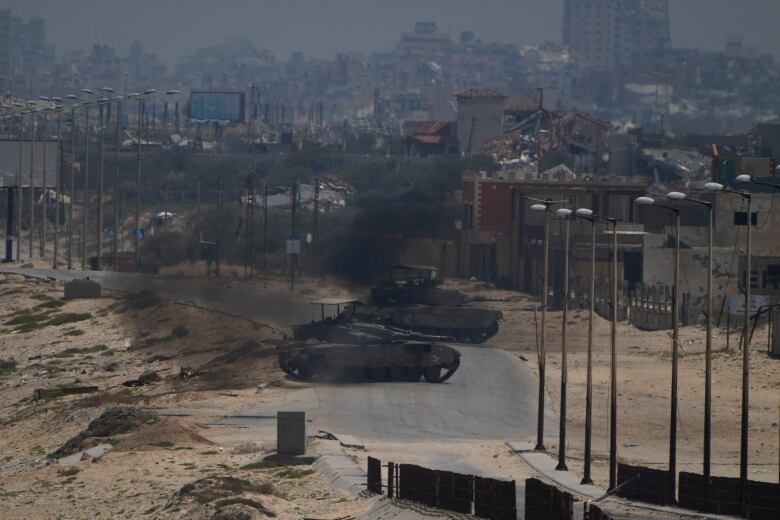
[231,345,541,443]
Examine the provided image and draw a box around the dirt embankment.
[0,273,367,519]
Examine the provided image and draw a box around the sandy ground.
[0,273,370,519]
[447,278,780,489]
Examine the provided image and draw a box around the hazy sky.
[4,0,779,61]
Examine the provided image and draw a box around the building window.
[733,212,758,226]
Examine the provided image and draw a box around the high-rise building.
[562,0,670,70]
[0,10,11,79]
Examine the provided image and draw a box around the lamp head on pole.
[735,174,752,185]
[666,192,686,201]
[556,208,573,218]
[635,196,656,206]
[575,208,594,218]
[101,87,115,93]
[530,204,547,212]
[165,89,179,95]
[704,182,724,192]
[80,88,95,95]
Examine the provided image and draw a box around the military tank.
[371,264,468,307]
[277,340,461,383]
[362,305,502,344]
[292,299,452,344]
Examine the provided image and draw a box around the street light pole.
[53,103,63,268]
[575,208,597,485]
[636,196,681,499]
[113,99,121,270]
[40,108,47,258]
[67,105,76,269]
[134,96,142,267]
[667,191,714,484]
[556,207,573,471]
[28,107,35,259]
[735,175,780,489]
[81,104,90,270]
[706,179,753,508]
[609,216,618,490]
[530,198,565,452]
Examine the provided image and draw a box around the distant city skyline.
[2,0,779,61]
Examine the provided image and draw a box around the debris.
[180,366,199,379]
[122,370,161,387]
[57,443,113,465]
[0,358,16,374]
[33,386,99,401]
[64,279,102,300]
[146,354,175,363]
[172,325,190,338]
[48,406,156,459]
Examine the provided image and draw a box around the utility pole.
[216,179,222,276]
[196,177,201,241]
[29,110,35,259]
[263,180,268,271]
[96,102,104,269]
[134,99,142,267]
[312,176,319,267]
[556,208,572,472]
[609,218,618,490]
[81,105,89,270]
[16,114,22,261]
[67,107,76,269]
[113,100,121,270]
[290,180,297,291]
[41,111,47,258]
[53,109,62,268]
[740,194,752,510]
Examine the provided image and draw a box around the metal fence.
[524,477,574,520]
[367,456,382,494]
[615,463,674,506]
[370,457,516,520]
[679,472,780,519]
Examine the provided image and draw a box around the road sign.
[286,236,301,255]
[133,228,145,240]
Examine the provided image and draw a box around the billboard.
[189,91,246,122]
[0,139,60,188]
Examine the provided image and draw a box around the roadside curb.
[312,441,367,499]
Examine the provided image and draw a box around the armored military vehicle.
[366,265,503,343]
[277,340,461,383]
[367,305,502,343]
[370,265,467,306]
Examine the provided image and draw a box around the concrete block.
[277,411,306,456]
[64,279,101,300]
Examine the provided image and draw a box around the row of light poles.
[529,200,619,488]
[2,88,177,269]
[529,173,771,504]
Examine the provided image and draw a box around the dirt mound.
[166,477,278,519]
[115,417,212,451]
[49,406,156,459]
